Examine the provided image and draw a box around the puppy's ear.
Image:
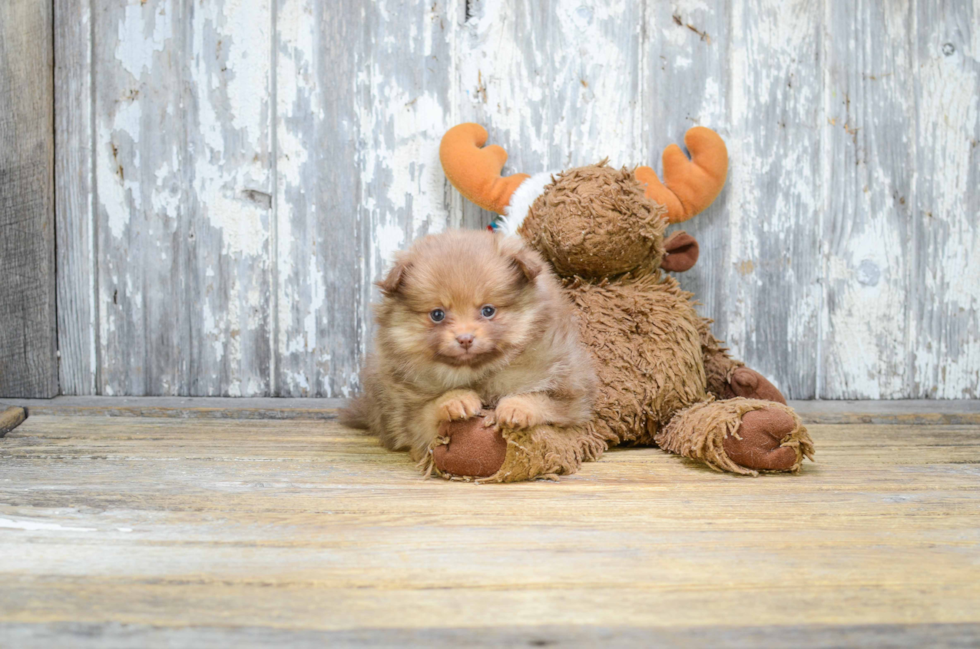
[377,255,411,296]
[510,248,543,283]
[500,237,543,283]
[660,231,699,273]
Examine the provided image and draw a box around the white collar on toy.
[496,171,554,236]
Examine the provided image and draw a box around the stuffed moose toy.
[423,123,814,482]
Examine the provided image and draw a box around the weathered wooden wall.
[54,0,979,399]
[1,0,57,398]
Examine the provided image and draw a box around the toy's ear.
[636,126,728,224]
[377,255,411,296]
[440,123,530,215]
[660,231,699,273]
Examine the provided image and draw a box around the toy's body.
[567,265,810,475]
[427,123,814,482]
[574,271,715,445]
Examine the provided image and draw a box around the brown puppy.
[343,229,595,464]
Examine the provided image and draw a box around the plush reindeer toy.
[426,123,814,482]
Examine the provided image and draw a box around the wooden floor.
[1,400,979,647]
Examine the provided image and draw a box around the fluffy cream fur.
[343,229,596,461]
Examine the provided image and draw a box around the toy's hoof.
[730,367,787,404]
[432,417,507,478]
[723,407,798,471]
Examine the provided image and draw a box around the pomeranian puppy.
[343,229,595,463]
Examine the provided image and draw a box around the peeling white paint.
[911,33,980,398]
[723,0,825,396]
[459,0,639,171]
[98,98,142,240]
[818,3,916,399]
[373,221,407,268]
[221,0,271,146]
[115,2,171,78]
[0,518,96,532]
[64,0,980,399]
[201,190,268,258]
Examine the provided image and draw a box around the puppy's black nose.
[456,333,475,350]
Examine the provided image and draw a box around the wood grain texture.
[0,413,979,644]
[0,0,57,398]
[184,0,275,397]
[0,407,27,436]
[458,0,644,180]
[91,0,274,396]
[646,1,732,345]
[910,0,980,398]
[93,0,184,395]
[0,396,344,419]
[4,622,980,649]
[720,0,823,399]
[3,396,979,423]
[274,0,458,397]
[52,0,980,398]
[55,0,97,396]
[274,0,363,398]
[823,0,915,399]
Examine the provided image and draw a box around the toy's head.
[439,123,727,278]
[519,163,666,277]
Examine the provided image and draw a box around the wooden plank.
[720,0,823,399]
[1,582,979,635]
[55,0,97,395]
[644,1,733,352]
[5,418,980,473]
[94,0,274,397]
[274,0,458,397]
[821,1,915,398]
[909,0,980,398]
[3,622,979,649]
[1,397,978,423]
[93,0,184,395]
[790,398,980,424]
[184,0,275,396]
[0,0,57,398]
[0,407,26,437]
[456,0,644,224]
[273,0,364,397]
[0,415,978,642]
[352,0,461,373]
[0,396,342,419]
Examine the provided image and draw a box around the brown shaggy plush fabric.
[565,272,707,447]
[656,397,814,476]
[698,316,745,399]
[489,423,608,483]
[512,166,814,479]
[435,130,816,481]
[521,164,667,278]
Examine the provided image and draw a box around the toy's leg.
[425,416,607,483]
[699,318,786,404]
[655,398,814,475]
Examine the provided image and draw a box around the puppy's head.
[376,230,546,372]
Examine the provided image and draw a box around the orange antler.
[635,127,728,224]
[440,123,529,215]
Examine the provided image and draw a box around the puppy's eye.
[481,305,496,319]
[429,309,446,323]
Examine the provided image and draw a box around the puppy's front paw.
[434,390,483,423]
[490,396,544,430]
